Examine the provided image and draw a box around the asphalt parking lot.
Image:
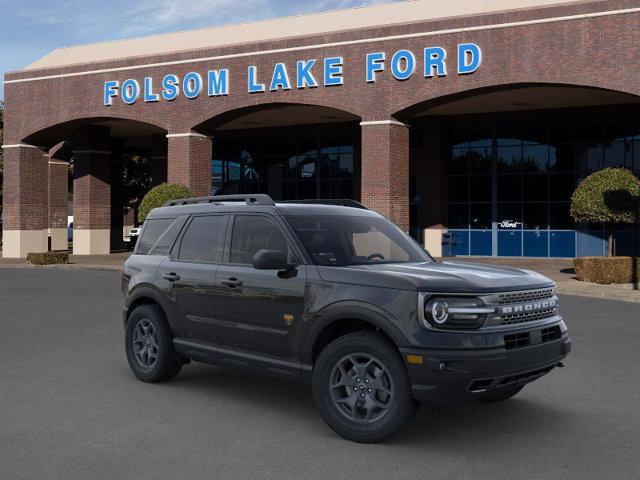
[1,268,639,480]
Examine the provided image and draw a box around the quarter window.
[136,218,174,254]
[178,215,227,263]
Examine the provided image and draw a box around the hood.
[317,261,554,293]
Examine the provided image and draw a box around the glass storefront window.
[211,124,357,201]
[445,105,639,257]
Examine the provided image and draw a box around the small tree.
[570,168,640,256]
[138,183,194,222]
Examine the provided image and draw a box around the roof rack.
[278,199,368,209]
[164,194,275,207]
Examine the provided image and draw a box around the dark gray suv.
[122,194,571,443]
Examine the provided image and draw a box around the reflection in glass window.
[179,215,227,263]
[211,124,356,200]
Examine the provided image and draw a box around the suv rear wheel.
[125,304,182,382]
[312,331,418,443]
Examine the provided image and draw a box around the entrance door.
[214,214,307,360]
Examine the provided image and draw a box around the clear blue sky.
[0,0,396,100]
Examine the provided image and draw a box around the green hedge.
[27,251,69,265]
[138,183,194,222]
[570,168,640,224]
[574,256,640,284]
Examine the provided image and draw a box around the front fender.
[300,301,411,365]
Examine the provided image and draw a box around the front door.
[214,214,307,360]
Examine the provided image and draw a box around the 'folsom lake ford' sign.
[103,43,482,106]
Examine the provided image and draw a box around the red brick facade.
[2,0,640,255]
[48,160,68,230]
[3,145,48,230]
[361,122,410,231]
[167,134,213,196]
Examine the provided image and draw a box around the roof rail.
[163,194,275,207]
[278,199,368,209]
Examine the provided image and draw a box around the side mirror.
[252,249,297,271]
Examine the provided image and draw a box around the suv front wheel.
[125,304,182,383]
[312,331,418,443]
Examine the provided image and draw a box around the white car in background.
[127,227,141,250]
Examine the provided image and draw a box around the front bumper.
[400,331,571,406]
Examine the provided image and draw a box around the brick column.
[167,133,212,196]
[150,134,168,187]
[48,159,69,251]
[360,120,410,232]
[71,126,112,255]
[1,144,49,257]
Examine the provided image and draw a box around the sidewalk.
[1,252,638,303]
[0,252,130,271]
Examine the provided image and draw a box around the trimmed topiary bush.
[27,251,69,265]
[570,168,640,224]
[138,183,194,222]
[574,256,639,284]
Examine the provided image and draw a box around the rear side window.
[136,218,174,254]
[178,215,228,263]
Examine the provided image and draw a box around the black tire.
[479,385,524,403]
[312,331,418,443]
[125,304,182,383]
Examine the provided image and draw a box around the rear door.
[213,213,307,360]
[157,214,229,344]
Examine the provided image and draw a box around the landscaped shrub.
[27,251,69,265]
[574,256,640,284]
[570,168,640,224]
[138,183,194,222]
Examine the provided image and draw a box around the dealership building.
[3,0,640,258]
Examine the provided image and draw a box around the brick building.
[3,0,640,258]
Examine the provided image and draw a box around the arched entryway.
[396,84,640,257]
[193,103,361,202]
[3,117,167,257]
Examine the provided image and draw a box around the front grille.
[496,288,557,325]
[497,288,554,304]
[502,307,557,325]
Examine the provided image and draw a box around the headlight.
[422,296,495,329]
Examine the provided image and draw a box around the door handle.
[221,277,243,288]
[163,272,181,281]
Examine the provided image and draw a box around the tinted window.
[288,215,432,266]
[229,216,289,264]
[178,215,227,263]
[137,218,174,254]
[148,216,187,255]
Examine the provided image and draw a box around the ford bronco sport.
[122,194,571,443]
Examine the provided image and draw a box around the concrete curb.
[555,284,640,304]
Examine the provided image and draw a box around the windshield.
[287,215,433,266]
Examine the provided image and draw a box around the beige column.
[360,120,410,232]
[1,144,49,258]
